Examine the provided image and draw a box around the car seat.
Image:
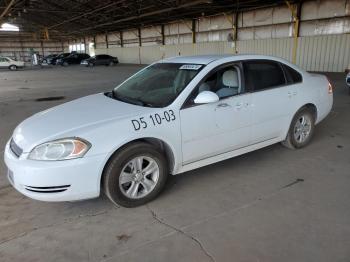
[216,70,239,98]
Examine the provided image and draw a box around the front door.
[0,57,9,68]
[180,64,253,165]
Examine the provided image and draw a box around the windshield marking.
[179,64,202,70]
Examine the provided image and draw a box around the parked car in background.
[57,53,90,66]
[81,54,119,67]
[51,53,71,65]
[0,56,25,70]
[346,72,350,94]
[41,54,57,64]
[4,55,333,207]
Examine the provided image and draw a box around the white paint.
[4,54,333,202]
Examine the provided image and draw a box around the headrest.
[222,70,238,87]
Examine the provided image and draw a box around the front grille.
[24,185,70,193]
[10,138,23,157]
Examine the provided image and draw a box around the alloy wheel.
[119,156,159,199]
[293,115,312,143]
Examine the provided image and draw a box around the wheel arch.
[284,103,318,140]
[99,137,176,188]
[8,64,17,70]
[302,103,317,120]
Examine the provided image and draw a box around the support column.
[83,37,86,53]
[191,19,196,44]
[138,27,142,47]
[105,32,109,48]
[161,24,165,45]
[61,40,64,53]
[120,31,123,47]
[286,0,301,64]
[40,40,44,56]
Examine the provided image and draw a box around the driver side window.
[186,64,242,107]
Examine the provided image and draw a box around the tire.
[109,61,114,66]
[103,142,168,207]
[88,62,94,67]
[9,65,17,71]
[63,62,69,66]
[282,108,315,149]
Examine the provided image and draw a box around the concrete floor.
[0,65,349,262]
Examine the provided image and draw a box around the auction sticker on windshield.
[179,64,202,70]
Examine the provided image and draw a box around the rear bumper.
[316,93,333,124]
[4,140,106,202]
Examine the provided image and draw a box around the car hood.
[12,93,152,152]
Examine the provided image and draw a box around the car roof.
[160,54,293,65]
[161,55,231,64]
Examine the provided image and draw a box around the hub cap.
[119,156,159,199]
[294,115,312,143]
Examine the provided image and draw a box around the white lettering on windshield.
[179,64,202,70]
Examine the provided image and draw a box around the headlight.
[28,138,91,161]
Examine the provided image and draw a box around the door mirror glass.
[194,91,219,104]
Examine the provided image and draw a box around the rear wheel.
[9,65,17,71]
[282,108,315,149]
[103,142,168,207]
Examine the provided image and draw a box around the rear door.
[94,55,103,65]
[243,60,298,144]
[101,55,110,65]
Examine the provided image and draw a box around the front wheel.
[109,61,114,66]
[103,142,168,207]
[282,108,315,149]
[9,65,17,71]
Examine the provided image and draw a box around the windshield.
[112,63,203,107]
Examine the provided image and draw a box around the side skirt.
[175,137,282,174]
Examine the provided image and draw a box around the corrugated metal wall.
[91,0,350,72]
[96,34,350,72]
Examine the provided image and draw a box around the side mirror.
[194,91,219,104]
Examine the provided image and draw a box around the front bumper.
[4,141,106,202]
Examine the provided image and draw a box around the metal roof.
[0,0,296,39]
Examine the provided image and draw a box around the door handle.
[235,102,243,109]
[288,91,297,97]
[217,103,230,108]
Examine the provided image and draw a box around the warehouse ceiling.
[0,0,294,39]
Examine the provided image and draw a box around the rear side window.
[244,60,286,91]
[282,64,302,84]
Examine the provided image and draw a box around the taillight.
[326,76,333,94]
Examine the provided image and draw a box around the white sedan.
[0,56,25,70]
[4,55,333,207]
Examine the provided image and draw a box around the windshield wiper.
[111,90,160,108]
[111,92,146,106]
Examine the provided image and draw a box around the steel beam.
[0,0,16,21]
